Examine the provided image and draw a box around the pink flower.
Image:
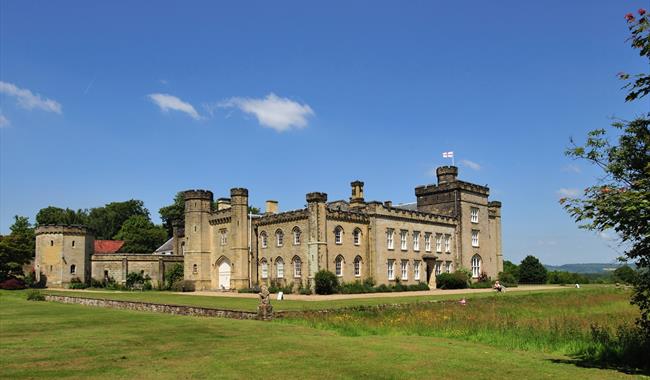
[639,9,647,16]
[625,13,635,22]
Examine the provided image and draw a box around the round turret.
[183,189,214,201]
[436,166,458,184]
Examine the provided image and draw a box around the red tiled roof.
[94,240,124,254]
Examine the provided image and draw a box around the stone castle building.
[34,166,503,290]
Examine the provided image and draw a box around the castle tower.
[34,225,94,287]
[306,192,328,288]
[349,181,365,209]
[229,188,250,289]
[183,189,213,290]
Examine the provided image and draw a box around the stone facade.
[176,166,503,291]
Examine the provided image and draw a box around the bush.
[470,281,494,289]
[165,263,184,290]
[68,277,87,289]
[26,289,45,301]
[24,270,47,288]
[436,272,468,289]
[498,271,518,286]
[170,280,195,292]
[518,255,548,284]
[0,278,26,290]
[90,277,105,288]
[315,270,339,295]
[580,323,650,371]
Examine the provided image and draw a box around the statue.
[257,285,273,320]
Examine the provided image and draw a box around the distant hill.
[544,263,632,274]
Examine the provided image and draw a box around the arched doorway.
[218,260,231,290]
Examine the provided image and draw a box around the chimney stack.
[265,200,278,214]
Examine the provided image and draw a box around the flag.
[442,151,454,158]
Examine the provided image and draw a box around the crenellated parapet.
[326,209,369,224]
[36,224,93,236]
[183,189,214,201]
[254,209,309,227]
[415,180,489,197]
[366,202,457,226]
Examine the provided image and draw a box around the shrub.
[315,270,339,295]
[407,282,430,291]
[90,277,105,288]
[170,280,195,292]
[165,263,184,290]
[0,278,27,290]
[340,280,373,294]
[498,271,518,286]
[518,255,548,284]
[26,289,45,301]
[126,272,145,289]
[470,281,494,289]
[436,272,468,289]
[24,270,46,288]
[580,323,650,371]
[69,277,87,289]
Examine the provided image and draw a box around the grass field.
[42,286,580,312]
[0,287,644,379]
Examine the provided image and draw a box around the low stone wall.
[44,295,260,320]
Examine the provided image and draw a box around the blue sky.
[1,1,648,265]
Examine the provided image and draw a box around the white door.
[218,261,231,290]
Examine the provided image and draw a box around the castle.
[34,166,503,290]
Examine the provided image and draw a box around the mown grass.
[0,289,639,379]
[41,285,577,312]
[280,287,639,356]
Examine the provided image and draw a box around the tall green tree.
[561,9,650,336]
[87,200,149,240]
[113,215,167,253]
[0,216,35,281]
[35,206,88,226]
[159,192,185,238]
[518,255,548,284]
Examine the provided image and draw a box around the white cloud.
[148,93,201,120]
[219,93,314,132]
[562,164,581,173]
[0,113,9,128]
[557,188,579,197]
[461,159,481,170]
[0,81,62,114]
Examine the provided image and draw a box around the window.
[293,227,301,245]
[192,264,198,274]
[471,230,479,247]
[445,261,452,273]
[335,256,344,277]
[104,270,109,278]
[334,226,343,245]
[425,233,431,252]
[387,259,395,280]
[293,257,302,277]
[471,255,482,278]
[435,234,442,252]
[471,207,479,223]
[401,260,408,280]
[72,240,75,247]
[276,258,284,278]
[276,230,284,247]
[444,235,451,253]
[435,261,442,275]
[220,229,227,245]
[261,259,269,279]
[412,231,420,251]
[70,264,76,274]
[354,256,361,277]
[260,232,268,248]
[50,240,54,246]
[353,229,361,246]
[414,260,421,280]
[400,230,408,250]
[387,229,394,249]
[181,241,185,255]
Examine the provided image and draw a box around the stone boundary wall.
[44,295,260,320]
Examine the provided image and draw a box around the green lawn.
[0,290,641,379]
[41,286,584,312]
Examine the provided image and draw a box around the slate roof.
[154,237,174,254]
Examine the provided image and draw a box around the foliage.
[314,270,339,295]
[518,255,548,284]
[0,216,35,281]
[159,192,185,238]
[26,289,46,301]
[24,269,47,288]
[170,280,195,292]
[0,277,27,290]
[87,200,150,240]
[89,277,105,288]
[436,272,469,289]
[470,280,494,289]
[561,8,650,338]
[613,265,639,285]
[68,277,87,289]
[547,271,592,285]
[498,271,518,286]
[113,215,167,253]
[35,206,89,226]
[164,263,184,290]
[125,272,152,290]
[579,323,649,371]
[502,260,520,281]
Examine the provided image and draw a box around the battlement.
[35,224,93,236]
[436,166,458,184]
[306,192,328,203]
[183,189,214,201]
[415,180,489,197]
[230,188,248,197]
[366,202,456,225]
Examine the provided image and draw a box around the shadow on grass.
[548,357,649,376]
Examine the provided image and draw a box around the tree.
[159,192,185,238]
[113,215,167,253]
[35,206,88,226]
[518,255,548,284]
[87,200,149,240]
[502,260,520,281]
[613,265,639,285]
[0,216,35,281]
[561,8,650,336]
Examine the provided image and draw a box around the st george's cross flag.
[442,151,454,158]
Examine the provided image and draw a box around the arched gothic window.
[471,255,482,278]
[292,227,301,245]
[293,256,302,277]
[353,256,362,277]
[335,255,344,277]
[334,226,343,245]
[276,230,284,247]
[276,257,285,278]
